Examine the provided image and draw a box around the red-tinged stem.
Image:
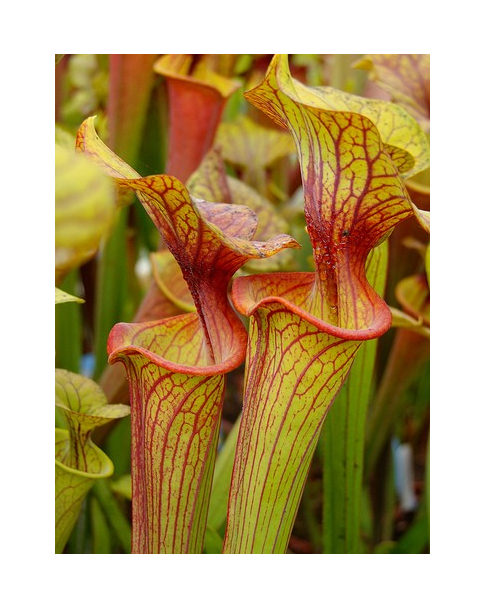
[107,54,159,163]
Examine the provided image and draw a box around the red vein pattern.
[357,54,430,132]
[55,369,129,553]
[77,117,299,553]
[244,56,415,328]
[123,355,224,553]
[108,312,233,553]
[223,55,428,553]
[117,175,298,366]
[223,301,360,553]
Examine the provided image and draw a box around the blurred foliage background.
[55,54,429,554]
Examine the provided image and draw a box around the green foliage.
[55,54,430,554]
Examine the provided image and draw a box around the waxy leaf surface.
[355,54,430,132]
[224,54,427,553]
[78,117,298,552]
[55,369,129,553]
[244,54,418,328]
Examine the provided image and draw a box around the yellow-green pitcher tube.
[222,54,429,553]
[55,369,130,553]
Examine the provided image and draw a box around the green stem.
[90,495,111,553]
[370,445,396,546]
[329,54,350,90]
[55,270,82,373]
[365,328,429,479]
[92,479,132,554]
[93,207,131,380]
[300,482,322,550]
[207,415,241,537]
[321,242,387,554]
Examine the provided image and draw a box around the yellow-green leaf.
[186,147,233,204]
[355,54,430,132]
[244,54,417,327]
[216,115,295,193]
[390,307,430,338]
[224,287,361,553]
[55,287,85,305]
[217,115,295,170]
[55,369,130,553]
[55,143,116,283]
[76,116,141,180]
[150,250,195,313]
[55,368,130,472]
[395,272,430,328]
[291,82,429,179]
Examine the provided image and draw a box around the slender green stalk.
[93,207,131,380]
[321,242,388,553]
[371,446,396,546]
[55,270,82,374]
[92,479,132,554]
[207,416,241,537]
[365,329,429,479]
[300,482,322,550]
[90,495,111,554]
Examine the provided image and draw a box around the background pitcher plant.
[55,53,430,554]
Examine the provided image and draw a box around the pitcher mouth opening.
[55,429,114,479]
[107,312,248,377]
[232,272,392,342]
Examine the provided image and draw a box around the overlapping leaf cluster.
[55,54,430,554]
